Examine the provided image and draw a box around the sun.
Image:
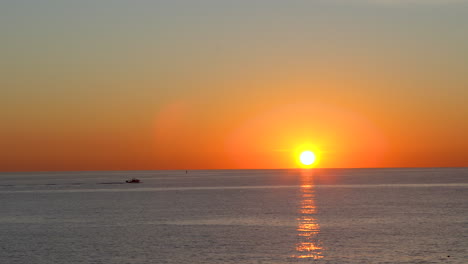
[299,150,316,166]
[294,144,320,168]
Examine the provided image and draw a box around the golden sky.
[1,1,467,171]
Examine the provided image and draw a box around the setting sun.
[300,151,316,166]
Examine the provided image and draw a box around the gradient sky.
[1,0,467,171]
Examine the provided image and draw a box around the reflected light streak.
[293,169,324,260]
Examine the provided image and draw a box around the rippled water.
[1,168,467,263]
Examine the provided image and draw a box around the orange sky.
[1,1,467,171]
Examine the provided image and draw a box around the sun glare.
[300,151,316,166]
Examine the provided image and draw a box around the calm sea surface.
[1,168,467,263]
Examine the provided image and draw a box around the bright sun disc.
[300,151,316,166]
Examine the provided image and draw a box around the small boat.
[125,178,141,183]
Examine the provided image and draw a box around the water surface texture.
[1,168,467,263]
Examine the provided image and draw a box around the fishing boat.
[125,178,141,183]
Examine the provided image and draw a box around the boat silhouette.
[125,178,141,183]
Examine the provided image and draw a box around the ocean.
[0,168,467,263]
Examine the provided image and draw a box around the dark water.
[0,168,467,263]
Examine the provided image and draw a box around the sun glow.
[294,144,321,168]
[300,151,316,166]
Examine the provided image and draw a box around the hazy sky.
[1,0,467,171]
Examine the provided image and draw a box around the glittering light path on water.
[294,170,324,260]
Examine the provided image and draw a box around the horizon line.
[1,166,467,174]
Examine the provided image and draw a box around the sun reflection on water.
[294,170,324,260]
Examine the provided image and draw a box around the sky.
[1,0,467,171]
